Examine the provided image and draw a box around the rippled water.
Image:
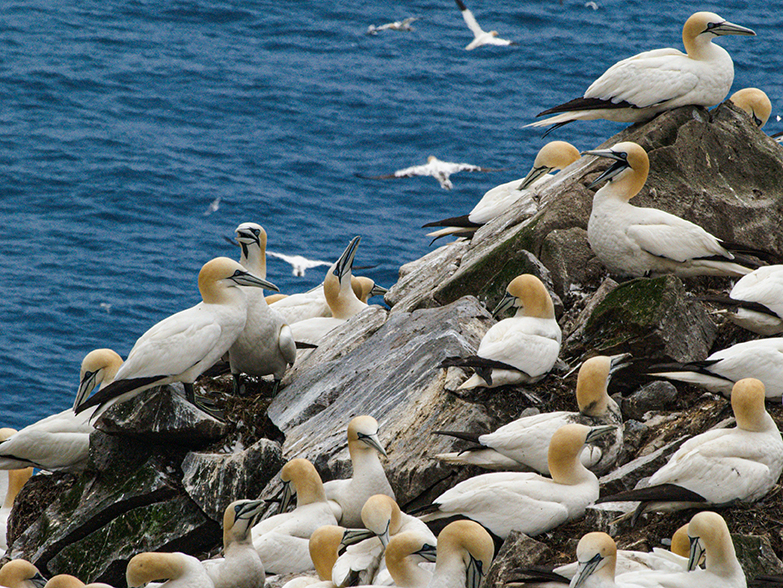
[1,0,779,427]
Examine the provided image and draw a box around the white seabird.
[584,141,754,278]
[0,429,33,555]
[599,378,783,520]
[382,532,438,588]
[530,12,755,130]
[427,520,494,588]
[424,141,581,242]
[356,156,499,190]
[323,415,394,528]
[367,17,419,35]
[229,223,296,395]
[126,552,214,588]
[266,250,332,278]
[440,274,561,389]
[435,354,625,475]
[201,500,265,588]
[0,349,123,473]
[729,88,772,128]
[0,560,48,588]
[251,458,338,574]
[74,257,278,419]
[648,337,783,399]
[421,424,615,540]
[705,264,783,335]
[454,0,515,50]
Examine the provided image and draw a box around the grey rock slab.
[622,381,679,421]
[484,530,554,588]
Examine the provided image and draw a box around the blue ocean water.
[1,0,780,428]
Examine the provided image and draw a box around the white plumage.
[201,500,265,588]
[126,552,214,588]
[427,521,494,588]
[357,155,497,190]
[716,265,783,335]
[454,0,515,51]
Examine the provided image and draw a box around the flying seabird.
[454,0,516,50]
[356,156,500,190]
[367,17,419,35]
[266,250,332,278]
[424,141,581,242]
[439,274,561,389]
[584,141,755,277]
[126,552,214,588]
[427,521,494,588]
[729,88,772,128]
[530,12,755,131]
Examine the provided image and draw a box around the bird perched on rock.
[428,520,494,588]
[356,156,500,190]
[454,0,516,50]
[435,354,625,475]
[424,141,581,242]
[729,87,772,128]
[440,274,561,389]
[126,552,213,588]
[584,141,755,278]
[530,12,755,131]
[201,500,265,588]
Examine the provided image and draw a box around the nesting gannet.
[290,237,370,345]
[251,458,338,574]
[383,532,438,588]
[201,500,265,588]
[0,349,123,473]
[530,12,755,130]
[229,223,296,395]
[599,378,783,521]
[454,0,515,50]
[648,337,783,399]
[436,354,625,475]
[584,142,754,278]
[421,424,615,539]
[267,250,332,278]
[356,156,499,190]
[279,525,347,588]
[424,142,581,242]
[729,88,771,128]
[0,560,47,588]
[428,521,493,588]
[322,416,394,528]
[75,257,278,418]
[352,277,388,303]
[704,265,783,335]
[440,274,561,389]
[126,552,213,588]
[0,429,33,555]
[367,17,419,35]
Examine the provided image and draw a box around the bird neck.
[387,554,431,588]
[348,442,384,478]
[240,246,267,280]
[4,468,32,509]
[325,273,366,320]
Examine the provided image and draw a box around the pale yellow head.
[506,274,555,319]
[280,458,326,505]
[385,532,437,587]
[731,378,768,432]
[534,141,581,171]
[687,511,736,572]
[347,415,388,458]
[671,524,691,558]
[235,222,268,277]
[575,356,612,417]
[361,494,401,541]
[435,520,494,579]
[572,532,617,586]
[0,560,45,588]
[197,256,277,304]
[309,525,344,581]
[80,349,123,390]
[126,552,185,587]
[730,88,771,128]
[44,575,85,588]
[547,424,615,484]
[682,12,755,57]
[222,499,264,547]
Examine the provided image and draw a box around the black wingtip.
[598,483,707,505]
[433,430,483,444]
[74,376,162,414]
[455,0,467,11]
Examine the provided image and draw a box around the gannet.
[0,349,123,472]
[251,458,338,574]
[0,560,47,588]
[584,142,754,278]
[279,525,349,588]
[421,424,615,539]
[599,378,783,520]
[352,277,388,303]
[356,156,499,190]
[290,237,370,345]
[424,141,581,242]
[383,532,438,588]
[530,12,755,130]
[0,429,33,555]
[428,521,493,588]
[267,250,332,278]
[201,500,265,588]
[126,552,214,588]
[648,338,783,399]
[454,0,516,50]
[435,354,625,475]
[440,274,561,389]
[229,223,296,395]
[75,257,278,418]
[323,416,394,528]
[729,88,771,128]
[704,265,783,335]
[367,17,419,35]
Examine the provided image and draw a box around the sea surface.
[1,0,780,428]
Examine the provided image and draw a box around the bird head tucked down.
[571,532,617,588]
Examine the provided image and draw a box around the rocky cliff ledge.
[6,101,783,586]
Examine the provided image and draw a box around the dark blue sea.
[1,0,780,428]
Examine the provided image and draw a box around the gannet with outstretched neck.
[440,274,561,389]
[229,223,296,395]
[202,500,265,588]
[126,552,213,588]
[428,521,493,588]
[421,424,615,539]
[0,349,123,473]
[585,142,754,278]
[424,141,581,242]
[75,257,278,418]
[0,560,47,588]
[436,354,625,475]
[356,156,499,190]
[729,88,771,128]
[531,12,755,130]
[251,458,338,574]
[599,378,783,520]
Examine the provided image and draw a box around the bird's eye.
[252,229,260,236]
[233,270,244,277]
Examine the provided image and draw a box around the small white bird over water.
[367,17,419,35]
[266,250,332,278]
[357,155,499,190]
[454,0,516,50]
[530,12,755,131]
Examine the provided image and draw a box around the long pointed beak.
[608,352,633,374]
[415,543,438,563]
[279,480,295,512]
[359,432,388,457]
[517,165,551,191]
[238,498,266,524]
[712,21,755,36]
[235,229,261,245]
[492,291,516,318]
[74,369,100,410]
[586,425,618,443]
[582,149,630,188]
[688,536,706,571]
[333,236,361,283]
[339,528,377,554]
[571,554,602,588]
[230,270,280,292]
[379,519,391,548]
[30,574,48,588]
[466,555,485,588]
[370,284,388,297]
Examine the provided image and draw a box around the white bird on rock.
[0,429,33,555]
[252,458,338,574]
[357,156,499,190]
[421,424,616,540]
[0,560,48,588]
[126,552,213,588]
[440,274,561,389]
[584,141,754,278]
[202,500,265,588]
[599,378,783,522]
[454,0,516,50]
[435,354,625,475]
[75,257,278,419]
[704,265,783,335]
[729,88,772,128]
[530,12,755,131]
[424,141,581,242]
[428,521,494,588]
[0,349,123,473]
